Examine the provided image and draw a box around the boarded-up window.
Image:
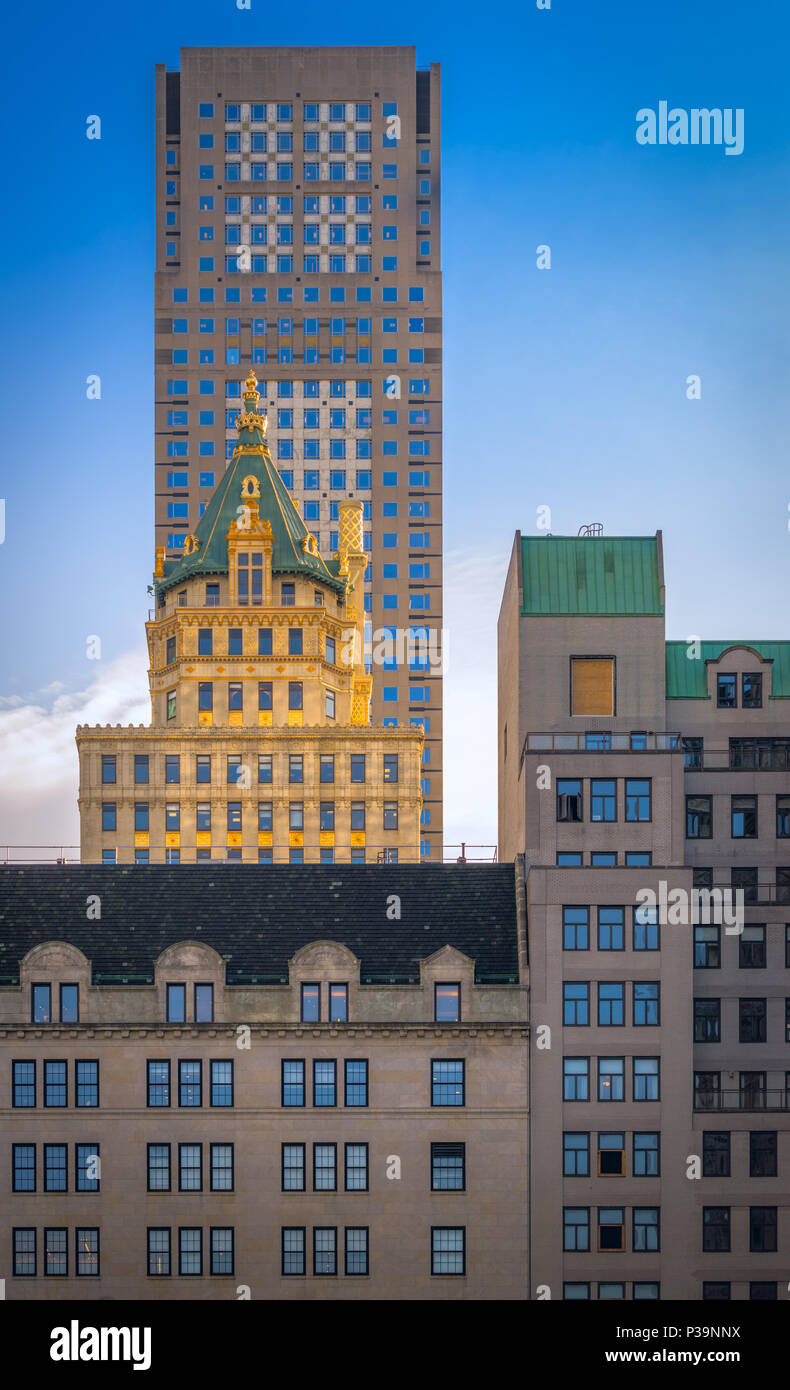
[571,658,614,716]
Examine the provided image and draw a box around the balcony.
[695,1089,789,1113]
[523,732,681,761]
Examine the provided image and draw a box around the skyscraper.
[155,46,443,860]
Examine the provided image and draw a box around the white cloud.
[0,648,149,855]
[442,549,508,858]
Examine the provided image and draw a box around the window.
[313,1143,337,1192]
[13,1145,36,1192]
[750,1206,777,1252]
[695,924,720,969]
[633,1208,660,1252]
[167,983,186,1023]
[563,1133,590,1176]
[695,1072,721,1109]
[314,1059,336,1107]
[742,672,763,707]
[625,779,651,821]
[598,906,624,950]
[717,673,737,707]
[598,1207,625,1251]
[699,1131,731,1178]
[282,1143,305,1192]
[282,1227,306,1276]
[148,1228,170,1277]
[344,1059,368,1106]
[288,754,304,786]
[571,657,614,716]
[196,755,211,784]
[351,753,366,783]
[210,1059,233,1107]
[32,984,51,1023]
[147,1060,170,1107]
[739,998,766,1043]
[289,681,303,711]
[147,1143,171,1192]
[598,983,624,1026]
[591,779,616,822]
[102,802,116,832]
[684,795,709,834]
[179,1227,202,1276]
[329,983,348,1022]
[432,1058,464,1106]
[343,1227,368,1276]
[76,1228,99,1276]
[563,906,589,950]
[314,1227,337,1277]
[557,778,582,822]
[344,1142,368,1192]
[739,925,766,968]
[750,1130,777,1177]
[633,1132,660,1177]
[435,983,460,1022]
[563,1208,589,1252]
[101,755,116,784]
[564,982,590,1026]
[633,982,660,1026]
[694,999,721,1042]
[633,904,659,951]
[301,983,320,1022]
[683,736,703,769]
[282,1059,305,1107]
[41,1227,68,1278]
[563,1057,589,1101]
[633,1057,659,1100]
[195,984,213,1023]
[732,794,757,838]
[44,1144,67,1191]
[44,1060,67,1107]
[13,1228,36,1276]
[176,1060,202,1109]
[135,754,149,784]
[431,1227,465,1275]
[598,1132,625,1176]
[598,1057,624,1101]
[431,1141,465,1191]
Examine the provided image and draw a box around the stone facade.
[77,373,423,866]
[499,529,790,1301]
[0,865,527,1300]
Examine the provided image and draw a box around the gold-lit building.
[77,372,423,864]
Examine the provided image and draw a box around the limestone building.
[0,863,527,1300]
[499,528,790,1301]
[77,371,423,865]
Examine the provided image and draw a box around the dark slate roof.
[0,865,519,986]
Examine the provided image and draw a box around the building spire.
[236,370,268,438]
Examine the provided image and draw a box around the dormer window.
[206,583,220,607]
[282,581,295,606]
[717,674,737,708]
[314,589,323,606]
[237,551,263,605]
[742,673,762,708]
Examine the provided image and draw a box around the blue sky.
[0,0,788,847]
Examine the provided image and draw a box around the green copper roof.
[521,536,663,616]
[666,642,790,699]
[157,374,346,599]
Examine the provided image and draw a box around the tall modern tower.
[154,46,443,861]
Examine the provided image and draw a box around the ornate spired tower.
[76,373,423,865]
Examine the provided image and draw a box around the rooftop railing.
[694,1089,789,1112]
[1,845,498,866]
